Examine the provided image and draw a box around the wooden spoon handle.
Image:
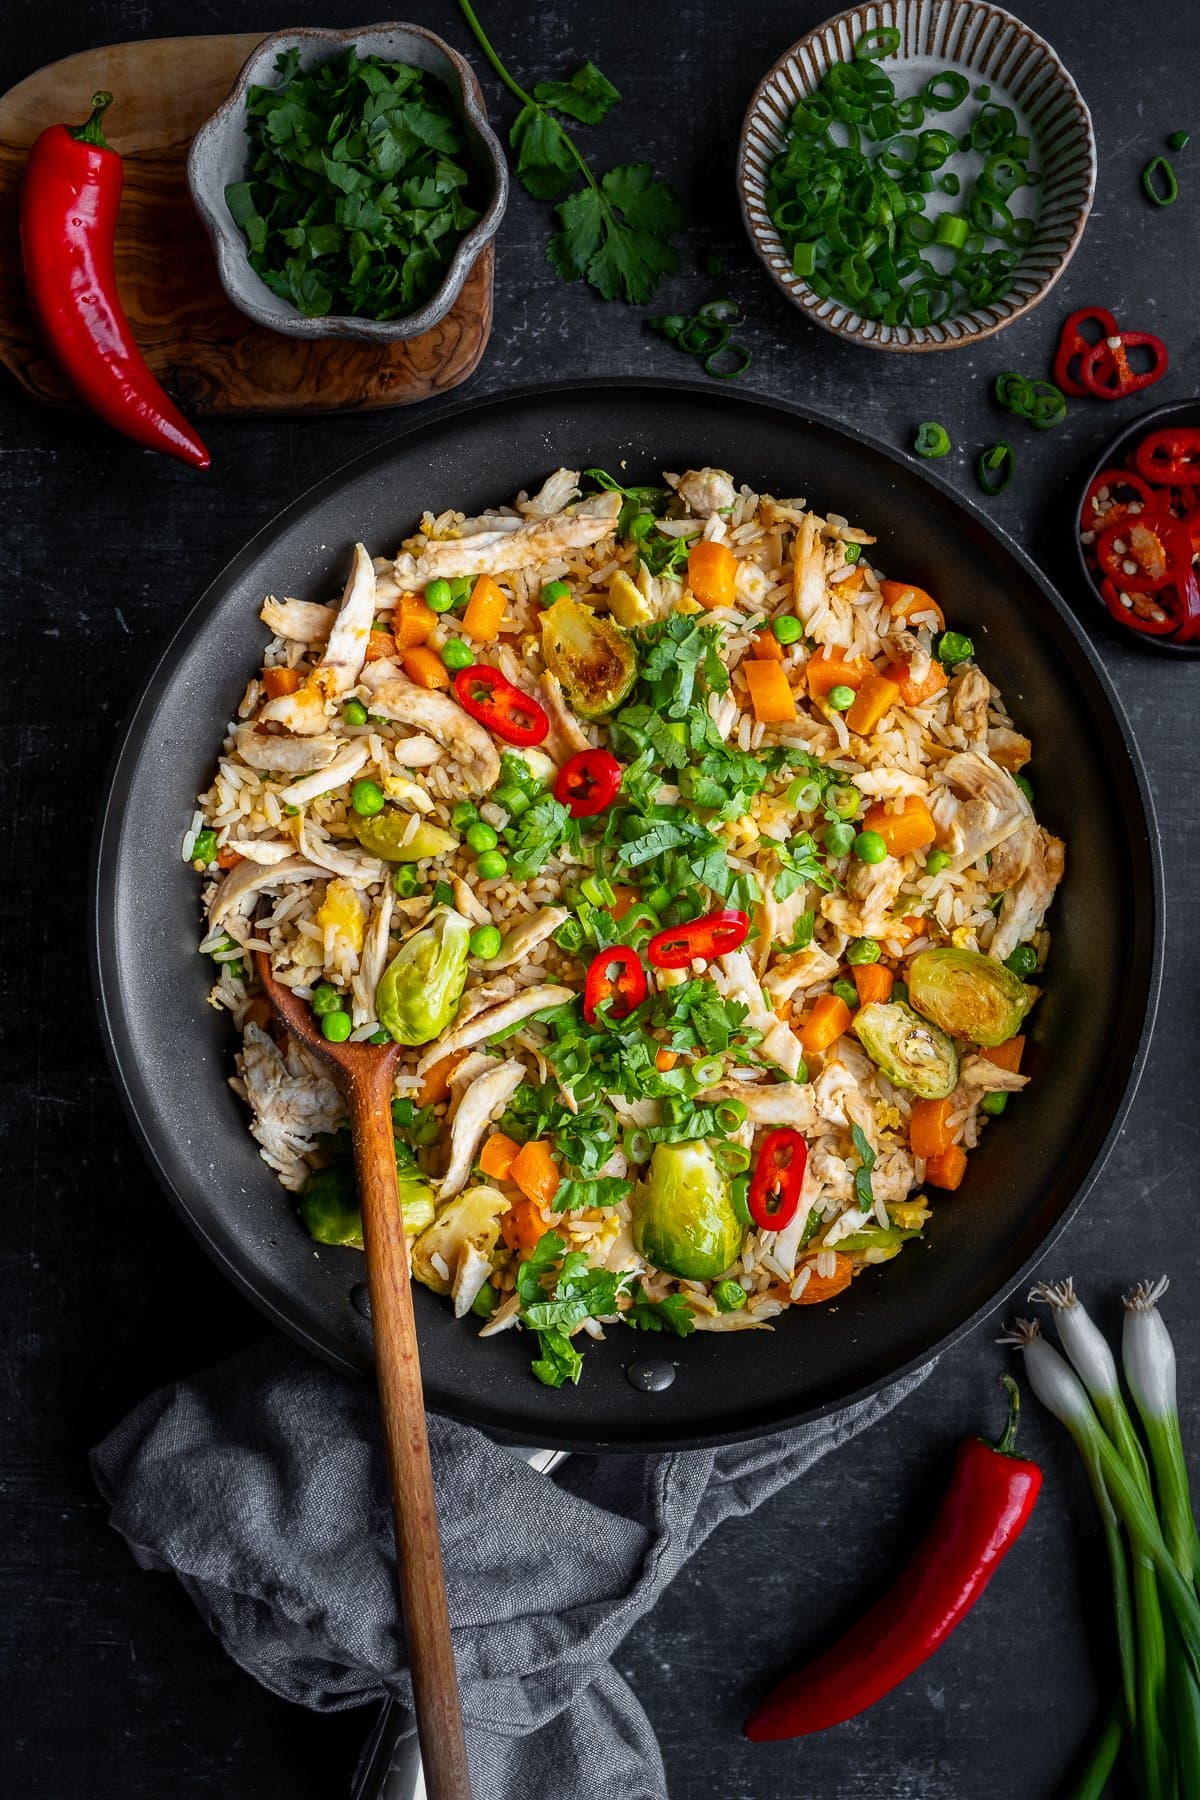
[347,1062,472,1800]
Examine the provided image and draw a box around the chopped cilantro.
[851,1123,877,1211]
[457,6,686,302]
[772,832,839,900]
[431,880,455,908]
[555,1175,634,1210]
[781,910,816,953]
[625,1287,696,1337]
[516,1230,631,1387]
[502,793,572,879]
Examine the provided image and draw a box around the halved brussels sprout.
[351,811,459,862]
[411,1185,509,1295]
[855,1000,959,1099]
[908,946,1033,1047]
[298,1155,435,1249]
[376,906,470,1045]
[540,597,638,718]
[631,1140,744,1282]
[825,1224,923,1263]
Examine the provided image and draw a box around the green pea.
[935,630,974,667]
[1014,773,1034,803]
[471,1280,499,1320]
[321,1010,353,1043]
[311,982,341,1017]
[854,829,888,865]
[822,820,856,857]
[828,784,861,821]
[466,821,498,853]
[1004,943,1038,977]
[425,578,454,614]
[833,978,860,1009]
[892,979,909,1005]
[980,1090,1009,1116]
[450,801,480,832]
[342,698,368,726]
[368,1028,391,1045]
[475,849,508,880]
[542,579,571,605]
[827,684,856,711]
[773,614,803,645]
[847,937,881,965]
[391,864,423,898]
[191,828,218,864]
[925,848,951,876]
[470,924,503,960]
[350,779,386,817]
[441,637,474,671]
[713,1278,748,1313]
[449,576,473,609]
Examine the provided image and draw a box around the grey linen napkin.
[91,1337,931,1799]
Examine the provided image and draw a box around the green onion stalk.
[1032,1281,1169,1798]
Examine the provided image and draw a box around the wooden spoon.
[255,952,471,1800]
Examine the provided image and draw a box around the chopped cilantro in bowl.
[191,26,507,339]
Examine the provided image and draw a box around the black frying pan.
[90,380,1161,1452]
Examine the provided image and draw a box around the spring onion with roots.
[1002,1280,1200,1799]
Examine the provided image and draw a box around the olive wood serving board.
[0,35,494,416]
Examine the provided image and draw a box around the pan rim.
[90,376,1163,1451]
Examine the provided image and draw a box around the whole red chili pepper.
[747,1128,807,1231]
[582,946,647,1024]
[453,665,549,747]
[20,92,210,469]
[1134,428,1200,487]
[1054,305,1120,397]
[744,1376,1041,1741]
[1079,329,1169,401]
[646,909,750,969]
[554,748,622,818]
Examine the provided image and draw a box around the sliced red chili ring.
[1079,467,1160,538]
[748,1128,808,1232]
[645,908,750,969]
[553,748,623,818]
[1133,428,1200,487]
[1079,330,1168,400]
[1096,516,1192,592]
[452,664,549,747]
[582,945,647,1024]
[1053,306,1120,397]
[1101,575,1182,637]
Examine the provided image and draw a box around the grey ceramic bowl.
[738,0,1096,350]
[187,22,508,343]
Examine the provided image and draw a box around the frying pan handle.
[350,1450,570,1800]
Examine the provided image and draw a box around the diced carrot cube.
[752,629,786,661]
[796,1254,853,1303]
[416,1050,467,1108]
[607,885,640,921]
[364,629,397,663]
[983,1035,1025,1073]
[925,1144,968,1190]
[846,671,901,736]
[479,1132,520,1180]
[510,1139,561,1209]
[262,665,304,699]
[879,579,946,631]
[806,647,866,698]
[910,1097,955,1161]
[853,963,894,1006]
[462,575,507,643]
[400,645,450,690]
[881,656,948,707]
[500,1194,549,1254]
[743,659,796,723]
[799,992,852,1057]
[395,595,438,648]
[688,539,739,610]
[863,795,938,856]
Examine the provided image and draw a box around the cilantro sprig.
[457,2,687,302]
[851,1124,877,1211]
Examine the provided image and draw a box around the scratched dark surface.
[2,2,1196,1796]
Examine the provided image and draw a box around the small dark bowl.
[1075,397,1200,659]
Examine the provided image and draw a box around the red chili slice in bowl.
[1096,515,1192,592]
[1134,428,1200,487]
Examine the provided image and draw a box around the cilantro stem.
[456,0,604,200]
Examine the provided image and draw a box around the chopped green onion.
[923,69,970,112]
[1168,130,1190,152]
[934,211,969,249]
[705,342,752,379]
[855,25,901,59]
[977,440,1014,495]
[1142,155,1179,206]
[914,419,951,459]
[843,541,861,563]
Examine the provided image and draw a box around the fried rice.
[186,463,1065,1385]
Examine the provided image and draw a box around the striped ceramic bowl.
[738,0,1096,350]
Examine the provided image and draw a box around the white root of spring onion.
[997,1317,1098,1430]
[1123,1277,1178,1424]
[1032,1277,1151,1483]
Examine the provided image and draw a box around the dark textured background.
[2,2,1195,1796]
